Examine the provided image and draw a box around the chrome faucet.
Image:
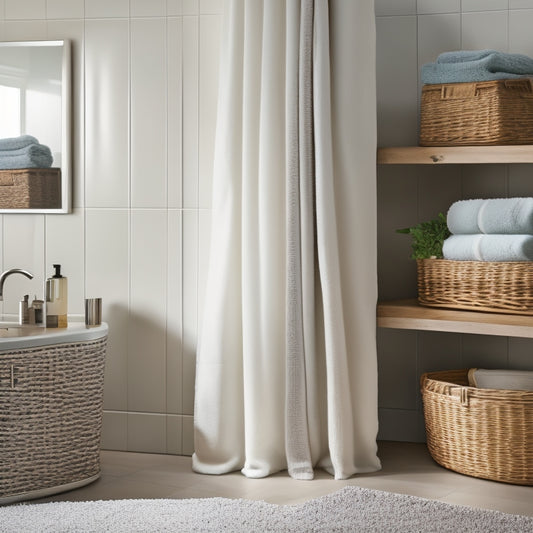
[0,269,34,301]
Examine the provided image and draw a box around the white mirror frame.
[0,39,71,214]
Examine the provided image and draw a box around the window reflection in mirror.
[0,40,70,213]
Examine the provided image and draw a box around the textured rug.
[0,485,532,533]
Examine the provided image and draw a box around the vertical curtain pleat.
[285,0,315,481]
[193,0,380,481]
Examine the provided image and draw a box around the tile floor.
[34,441,533,517]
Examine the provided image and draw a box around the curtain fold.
[193,0,380,481]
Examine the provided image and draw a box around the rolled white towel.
[442,234,533,261]
[468,368,533,391]
[447,197,533,234]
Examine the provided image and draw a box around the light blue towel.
[421,49,533,84]
[443,234,533,261]
[447,198,533,235]
[0,135,39,152]
[0,143,53,169]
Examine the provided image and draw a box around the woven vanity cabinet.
[0,324,108,504]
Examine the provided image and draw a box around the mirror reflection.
[0,40,70,213]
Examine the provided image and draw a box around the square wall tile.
[418,14,461,66]
[461,334,509,369]
[375,0,416,16]
[462,0,508,11]
[128,412,167,453]
[376,16,418,146]
[508,338,533,370]
[509,9,533,56]
[101,411,127,450]
[200,0,223,14]
[183,0,198,15]
[199,14,221,208]
[47,0,84,19]
[84,0,129,18]
[85,19,129,208]
[417,0,460,14]
[128,210,168,413]
[130,18,167,208]
[510,0,533,8]
[166,210,183,415]
[461,11,508,52]
[461,165,508,199]
[167,0,183,16]
[509,164,533,196]
[2,20,47,40]
[166,415,183,454]
[378,408,423,442]
[167,17,183,208]
[131,0,166,17]
[183,15,199,208]
[182,210,198,415]
[182,414,194,455]
[377,329,418,410]
[5,0,45,19]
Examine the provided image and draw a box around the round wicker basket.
[421,369,533,485]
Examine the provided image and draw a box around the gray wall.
[376,0,533,441]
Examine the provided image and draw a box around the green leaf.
[396,212,451,260]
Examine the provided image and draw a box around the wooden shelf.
[377,299,533,338]
[377,145,533,165]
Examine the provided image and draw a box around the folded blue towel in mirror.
[421,49,533,84]
[0,135,39,152]
[0,143,53,169]
[443,234,533,261]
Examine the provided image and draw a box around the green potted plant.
[396,212,450,259]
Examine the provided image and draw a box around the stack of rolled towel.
[0,135,53,170]
[443,197,533,262]
[421,49,533,85]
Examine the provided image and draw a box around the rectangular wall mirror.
[0,40,71,213]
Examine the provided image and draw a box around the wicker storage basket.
[0,336,107,503]
[421,369,533,485]
[0,168,61,209]
[417,258,533,315]
[420,78,533,146]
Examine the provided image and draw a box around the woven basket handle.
[503,78,533,93]
[447,385,469,406]
[440,84,477,100]
[0,173,14,186]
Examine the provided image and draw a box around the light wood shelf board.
[377,145,533,165]
[377,299,533,338]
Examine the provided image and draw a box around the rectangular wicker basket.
[420,78,533,146]
[416,258,533,315]
[0,168,61,209]
[421,369,533,485]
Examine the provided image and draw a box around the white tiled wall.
[0,0,222,454]
[377,1,533,441]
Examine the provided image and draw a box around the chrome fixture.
[0,269,34,301]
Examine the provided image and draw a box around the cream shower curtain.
[193,0,380,480]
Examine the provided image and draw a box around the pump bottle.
[46,264,68,328]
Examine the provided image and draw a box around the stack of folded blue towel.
[421,49,533,85]
[0,135,53,170]
[443,198,533,261]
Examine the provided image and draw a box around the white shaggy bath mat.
[0,485,532,532]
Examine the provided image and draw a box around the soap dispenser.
[46,264,68,328]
